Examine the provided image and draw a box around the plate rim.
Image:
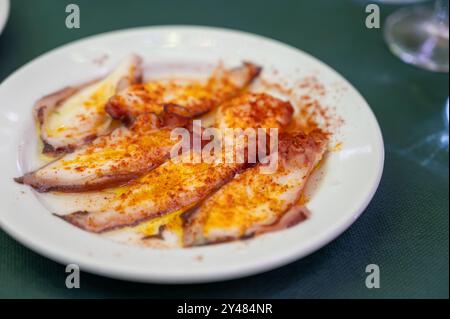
[0,25,385,284]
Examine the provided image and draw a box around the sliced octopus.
[182,130,329,246]
[105,62,262,123]
[15,112,189,192]
[35,54,143,156]
[58,93,294,233]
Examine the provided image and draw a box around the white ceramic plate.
[0,0,9,35]
[0,26,384,283]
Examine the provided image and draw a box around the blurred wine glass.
[384,0,449,72]
[374,1,449,173]
[397,97,448,175]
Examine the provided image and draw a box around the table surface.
[0,0,448,299]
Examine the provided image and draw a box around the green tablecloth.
[0,0,448,298]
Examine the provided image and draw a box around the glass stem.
[434,0,449,25]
